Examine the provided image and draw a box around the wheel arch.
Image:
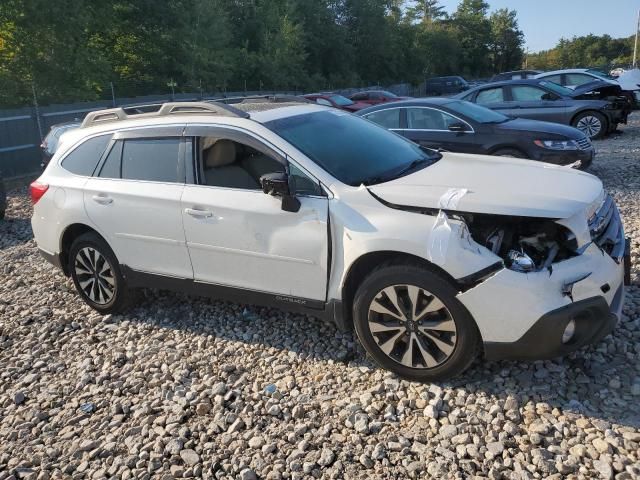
[338,250,459,331]
[59,223,108,276]
[571,109,609,132]
[487,145,529,158]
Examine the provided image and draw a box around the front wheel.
[353,264,480,381]
[572,111,607,139]
[68,232,130,314]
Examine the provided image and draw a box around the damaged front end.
[458,213,579,274]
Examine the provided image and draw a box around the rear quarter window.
[61,134,112,176]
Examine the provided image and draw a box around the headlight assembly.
[534,139,579,151]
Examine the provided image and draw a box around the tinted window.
[543,74,563,84]
[329,95,354,106]
[121,138,181,183]
[61,134,111,176]
[289,163,324,196]
[566,73,593,86]
[352,93,367,101]
[266,110,440,186]
[315,98,333,107]
[407,108,458,130]
[476,87,505,105]
[445,101,508,124]
[365,109,401,129]
[511,86,547,101]
[99,141,122,178]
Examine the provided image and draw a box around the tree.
[489,8,524,73]
[451,0,492,77]
[406,0,447,24]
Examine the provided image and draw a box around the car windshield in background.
[539,81,574,97]
[265,110,439,186]
[380,91,398,98]
[445,100,509,124]
[330,95,354,106]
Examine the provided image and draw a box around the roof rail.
[80,101,249,128]
[212,95,312,105]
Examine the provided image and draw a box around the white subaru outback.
[31,99,630,381]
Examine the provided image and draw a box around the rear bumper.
[484,288,623,361]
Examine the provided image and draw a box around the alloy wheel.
[367,284,457,369]
[576,115,602,138]
[74,247,116,305]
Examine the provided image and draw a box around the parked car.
[490,70,542,82]
[41,121,81,168]
[424,76,470,96]
[358,98,594,169]
[31,100,629,381]
[456,79,629,139]
[535,68,640,108]
[349,90,409,105]
[0,175,6,220]
[303,93,369,112]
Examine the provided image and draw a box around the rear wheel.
[68,232,130,314]
[353,264,479,381]
[572,111,607,139]
[493,148,527,159]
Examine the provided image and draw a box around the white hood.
[368,152,603,219]
[616,68,640,91]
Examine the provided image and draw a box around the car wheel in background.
[572,111,607,140]
[493,148,527,159]
[68,232,131,314]
[353,263,480,381]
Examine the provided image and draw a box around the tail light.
[29,181,49,204]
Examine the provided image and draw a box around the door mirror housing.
[541,92,558,101]
[448,122,468,132]
[260,172,301,213]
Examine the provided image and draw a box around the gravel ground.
[1,118,640,480]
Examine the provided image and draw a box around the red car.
[303,93,370,112]
[349,90,410,105]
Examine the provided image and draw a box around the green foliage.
[528,34,634,71]
[0,0,526,107]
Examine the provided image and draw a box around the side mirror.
[448,122,468,132]
[541,93,558,101]
[260,172,301,213]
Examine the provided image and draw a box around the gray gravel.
[1,116,640,479]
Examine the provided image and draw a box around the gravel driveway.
[1,118,639,480]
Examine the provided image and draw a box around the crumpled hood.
[368,152,603,219]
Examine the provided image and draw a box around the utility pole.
[32,83,43,142]
[634,9,640,68]
[110,82,116,107]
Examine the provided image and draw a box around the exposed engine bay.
[456,213,579,272]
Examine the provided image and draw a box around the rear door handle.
[92,194,113,205]
[185,208,213,218]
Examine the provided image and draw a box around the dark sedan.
[303,93,370,112]
[454,79,628,139]
[357,98,595,169]
[349,90,410,105]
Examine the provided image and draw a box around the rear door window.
[566,73,594,86]
[121,138,182,183]
[407,108,459,130]
[61,134,111,177]
[98,141,123,178]
[476,87,505,105]
[364,109,401,129]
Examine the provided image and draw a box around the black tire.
[493,148,527,159]
[353,263,480,382]
[68,232,130,314]
[572,111,607,140]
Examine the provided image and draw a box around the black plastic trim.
[457,261,504,292]
[121,266,328,317]
[484,295,618,361]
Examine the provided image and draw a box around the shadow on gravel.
[0,218,33,250]
[120,286,640,430]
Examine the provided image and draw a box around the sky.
[439,0,639,52]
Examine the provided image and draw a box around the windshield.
[445,100,508,124]
[539,81,574,97]
[586,69,615,80]
[330,95,354,106]
[265,110,440,186]
[380,90,398,98]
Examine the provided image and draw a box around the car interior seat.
[203,139,259,189]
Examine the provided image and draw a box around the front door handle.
[92,194,113,205]
[185,208,213,218]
